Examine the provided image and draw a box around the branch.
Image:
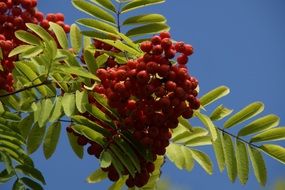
[0,80,50,98]
[217,127,260,149]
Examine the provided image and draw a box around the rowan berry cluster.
[88,31,200,187]
[0,0,70,92]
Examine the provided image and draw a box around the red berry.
[140,41,152,52]
[177,54,188,65]
[55,13,65,21]
[151,35,161,45]
[136,70,150,84]
[175,41,185,52]
[159,31,171,39]
[183,44,194,56]
[152,45,163,55]
[161,38,172,50]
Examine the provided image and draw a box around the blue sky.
[2,0,285,189]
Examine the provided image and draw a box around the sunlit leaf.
[248,146,267,186]
[77,18,118,37]
[15,30,42,45]
[100,151,112,168]
[38,98,53,128]
[70,24,82,54]
[49,96,63,122]
[72,0,116,24]
[121,0,165,13]
[235,140,249,185]
[191,149,213,175]
[195,111,217,140]
[86,168,107,184]
[75,90,88,113]
[200,86,230,107]
[49,22,69,49]
[238,114,280,136]
[123,14,166,25]
[260,144,285,164]
[83,48,97,74]
[210,105,233,121]
[212,130,225,172]
[224,102,264,129]
[9,45,37,57]
[26,23,53,42]
[221,133,237,182]
[166,143,194,171]
[250,128,285,143]
[43,122,61,159]
[126,23,169,38]
[62,93,76,117]
[90,0,116,13]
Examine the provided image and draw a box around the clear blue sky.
[3,0,285,189]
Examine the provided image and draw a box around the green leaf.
[172,126,208,143]
[260,144,285,164]
[15,30,42,45]
[27,123,46,155]
[78,125,105,145]
[166,143,194,171]
[224,102,264,129]
[95,53,109,68]
[85,104,112,124]
[54,65,99,80]
[38,98,53,128]
[71,115,110,136]
[100,151,112,168]
[178,116,192,131]
[12,179,25,190]
[210,105,233,121]
[21,177,43,190]
[235,140,249,185]
[49,22,69,49]
[195,111,218,141]
[72,0,116,24]
[191,149,213,175]
[70,24,82,54]
[90,0,116,13]
[67,131,84,159]
[75,90,88,113]
[9,45,37,57]
[21,46,43,59]
[83,48,97,74]
[126,23,169,38]
[109,143,137,177]
[248,146,267,186]
[238,114,280,136]
[62,93,76,117]
[250,128,285,143]
[43,122,61,159]
[15,165,46,184]
[15,62,47,96]
[121,0,165,13]
[114,138,141,172]
[96,38,142,57]
[108,177,127,190]
[26,23,53,42]
[49,96,63,122]
[212,130,225,172]
[185,136,212,147]
[221,133,237,182]
[200,86,230,107]
[86,168,107,184]
[123,14,166,25]
[18,114,34,140]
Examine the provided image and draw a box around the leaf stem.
[217,127,260,149]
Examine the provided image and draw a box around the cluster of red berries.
[86,32,200,187]
[0,0,70,92]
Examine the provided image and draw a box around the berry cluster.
[89,32,200,187]
[0,0,70,92]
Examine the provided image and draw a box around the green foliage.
[0,0,285,190]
